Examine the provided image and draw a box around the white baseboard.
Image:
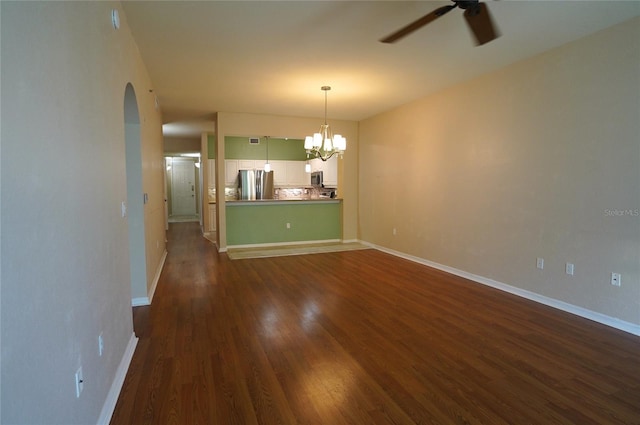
[97,332,138,425]
[363,242,640,337]
[131,296,149,307]
[147,249,167,304]
[227,238,342,250]
[131,249,167,307]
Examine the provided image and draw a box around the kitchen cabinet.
[310,158,322,173]
[309,156,337,186]
[239,159,255,169]
[225,160,239,185]
[225,159,314,187]
[207,159,216,188]
[286,161,306,186]
[323,156,338,187]
[208,204,216,232]
[270,160,287,186]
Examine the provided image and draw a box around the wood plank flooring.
[110,222,640,424]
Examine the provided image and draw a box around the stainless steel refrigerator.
[238,169,274,200]
[255,170,274,199]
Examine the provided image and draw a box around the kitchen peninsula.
[226,197,341,246]
[207,134,346,248]
[203,131,353,247]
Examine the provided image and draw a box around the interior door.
[171,158,197,216]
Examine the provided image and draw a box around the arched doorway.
[123,83,148,304]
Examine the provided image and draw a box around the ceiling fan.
[380,0,500,46]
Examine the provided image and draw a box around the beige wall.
[164,136,201,153]
[359,17,640,327]
[142,100,166,301]
[216,112,358,250]
[1,2,165,423]
[202,132,213,233]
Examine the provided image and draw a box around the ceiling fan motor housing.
[455,1,483,17]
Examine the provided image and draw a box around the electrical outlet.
[286,222,291,229]
[75,366,84,398]
[565,263,574,276]
[611,272,621,287]
[98,333,104,357]
[392,228,397,236]
[536,257,544,270]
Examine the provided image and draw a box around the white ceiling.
[121,1,640,137]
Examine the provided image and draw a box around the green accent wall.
[226,201,342,245]
[225,136,307,160]
[207,134,216,159]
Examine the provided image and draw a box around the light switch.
[565,263,574,276]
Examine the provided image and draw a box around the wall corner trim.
[97,332,138,425]
[131,249,168,307]
[147,249,168,304]
[131,296,149,307]
[363,242,640,337]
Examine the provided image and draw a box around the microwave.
[310,171,323,186]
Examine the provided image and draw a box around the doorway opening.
[165,156,201,223]
[123,83,148,305]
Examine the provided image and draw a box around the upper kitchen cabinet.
[270,161,287,186]
[286,161,307,186]
[323,156,338,187]
[207,159,216,188]
[225,159,309,187]
[309,156,338,187]
[239,159,255,169]
[225,159,239,185]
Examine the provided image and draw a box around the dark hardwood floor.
[110,222,640,424]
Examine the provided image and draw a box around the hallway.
[110,222,640,424]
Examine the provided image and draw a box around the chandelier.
[304,86,346,161]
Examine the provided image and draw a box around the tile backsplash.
[210,186,326,201]
[224,187,238,200]
[275,187,320,200]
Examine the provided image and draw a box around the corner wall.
[1,2,165,423]
[359,17,640,328]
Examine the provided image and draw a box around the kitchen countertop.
[226,198,341,206]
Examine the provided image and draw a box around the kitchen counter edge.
[226,198,341,206]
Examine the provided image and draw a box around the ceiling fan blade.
[381,5,457,44]
[463,3,499,46]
